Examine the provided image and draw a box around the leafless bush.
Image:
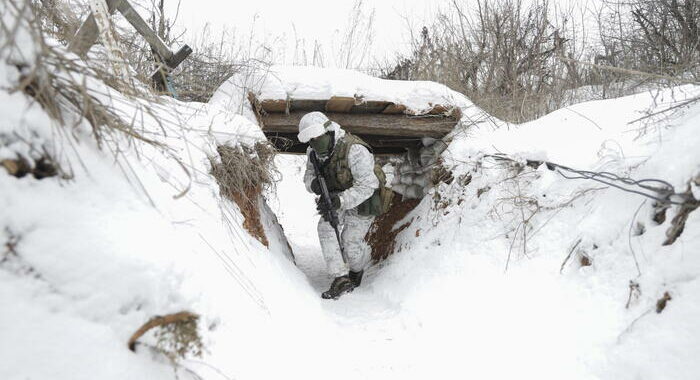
[335,0,375,69]
[31,0,81,42]
[382,0,583,123]
[114,1,261,101]
[598,0,700,80]
[170,27,276,102]
[382,0,699,123]
[28,0,264,102]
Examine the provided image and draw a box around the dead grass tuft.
[128,311,203,363]
[210,142,277,246]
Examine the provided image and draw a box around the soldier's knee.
[317,219,333,234]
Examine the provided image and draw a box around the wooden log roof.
[249,94,460,154]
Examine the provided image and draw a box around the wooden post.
[88,0,130,82]
[70,0,172,60]
[114,0,172,61]
[69,0,192,95]
[68,0,122,57]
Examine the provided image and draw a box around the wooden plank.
[350,100,391,114]
[68,0,121,56]
[260,112,456,138]
[115,0,172,60]
[382,103,407,114]
[264,132,409,155]
[428,104,449,114]
[69,0,175,61]
[361,135,424,148]
[325,96,355,112]
[427,105,462,119]
[289,99,327,112]
[150,44,192,90]
[88,0,129,81]
[260,99,288,113]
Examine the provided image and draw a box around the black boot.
[321,275,355,299]
[349,270,364,287]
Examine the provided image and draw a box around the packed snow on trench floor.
[2,34,700,379]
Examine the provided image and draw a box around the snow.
[210,65,475,115]
[2,37,700,380]
[453,84,700,172]
[270,81,700,379]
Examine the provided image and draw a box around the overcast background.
[166,0,450,68]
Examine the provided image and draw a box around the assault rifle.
[310,151,348,264]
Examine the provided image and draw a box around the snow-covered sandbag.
[400,173,414,185]
[405,184,424,199]
[392,184,407,196]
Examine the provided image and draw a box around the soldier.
[298,111,390,299]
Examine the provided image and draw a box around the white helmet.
[297,111,330,143]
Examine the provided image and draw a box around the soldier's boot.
[321,275,355,300]
[349,270,364,288]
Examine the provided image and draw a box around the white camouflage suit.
[303,122,378,277]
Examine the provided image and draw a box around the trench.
[262,152,604,380]
[268,154,414,290]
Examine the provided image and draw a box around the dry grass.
[210,142,277,246]
[127,311,203,364]
[1,0,203,210]
[2,0,167,170]
[153,313,203,363]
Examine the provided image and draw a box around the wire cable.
[484,154,693,206]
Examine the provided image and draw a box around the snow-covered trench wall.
[0,13,336,380]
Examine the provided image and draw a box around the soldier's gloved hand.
[316,193,341,214]
[310,178,322,195]
[315,197,327,215]
[329,193,341,210]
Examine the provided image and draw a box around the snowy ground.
[2,28,699,379]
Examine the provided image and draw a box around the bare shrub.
[28,0,265,102]
[335,0,375,69]
[598,0,700,80]
[32,0,82,42]
[382,0,699,123]
[382,0,582,123]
